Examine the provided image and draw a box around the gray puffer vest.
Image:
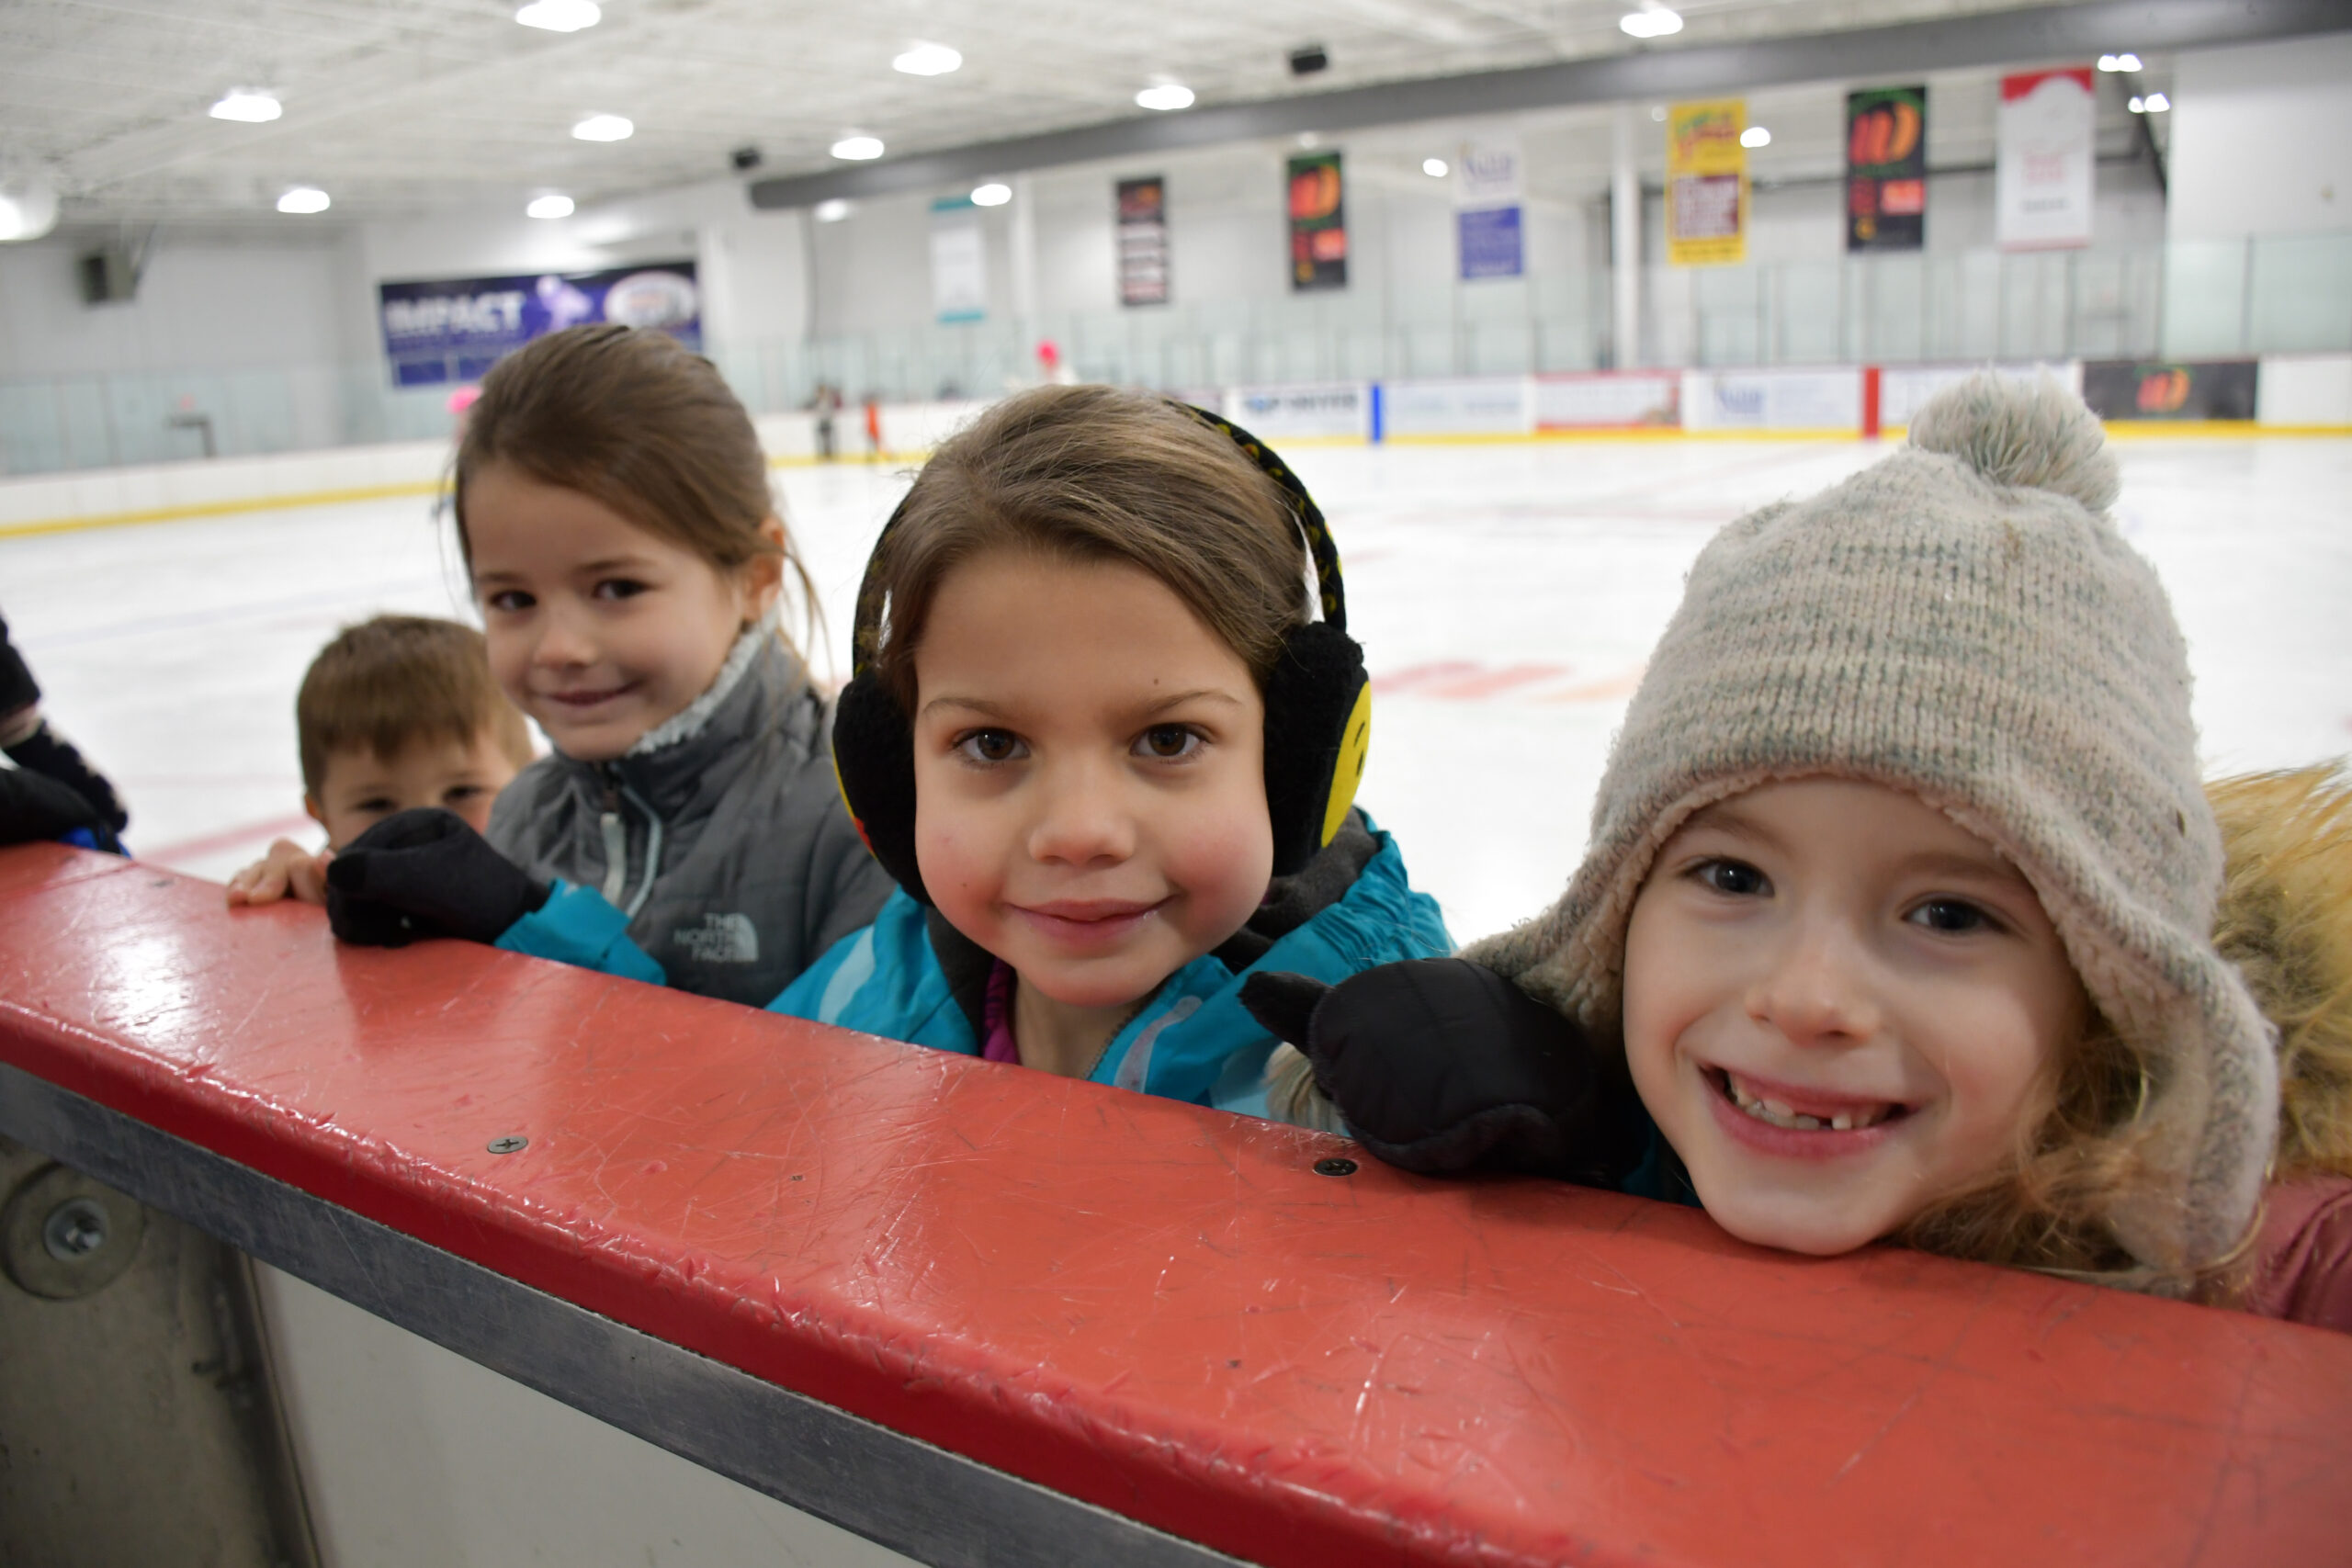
[486,635,896,1007]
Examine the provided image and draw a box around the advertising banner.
[1997,68,2096,251]
[1287,152,1347,292]
[1533,371,1681,430]
[1222,382,1367,441]
[1846,86,1927,253]
[1666,99,1747,268]
[930,197,988,322]
[1382,377,1532,438]
[1453,138,1523,281]
[2081,359,2258,421]
[377,263,698,389]
[1680,368,1860,432]
[1116,176,1170,307]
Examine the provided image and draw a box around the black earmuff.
[831,402,1371,905]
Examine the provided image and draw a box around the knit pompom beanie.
[1466,372,2277,1284]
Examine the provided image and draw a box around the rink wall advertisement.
[1846,86,1927,253]
[1996,68,2096,250]
[1666,100,1747,268]
[1453,139,1523,281]
[376,262,699,388]
[1117,177,1170,307]
[2082,359,2258,421]
[1287,152,1347,292]
[1223,382,1367,440]
[1534,371,1680,430]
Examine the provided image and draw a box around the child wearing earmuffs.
[770,385,1452,1111]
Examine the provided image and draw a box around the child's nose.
[1025,758,1136,867]
[1746,919,1882,1047]
[531,605,595,668]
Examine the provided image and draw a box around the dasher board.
[1,843,2346,1567]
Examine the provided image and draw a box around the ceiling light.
[892,41,962,75]
[1422,158,1449,177]
[971,182,1011,207]
[2098,52,2143,72]
[1740,126,1770,148]
[831,134,884,160]
[814,198,851,222]
[0,175,62,242]
[571,113,633,141]
[2128,95,2145,113]
[209,89,282,123]
[1136,84,1195,112]
[277,186,330,213]
[515,0,599,31]
[2143,91,2169,112]
[526,193,574,220]
[1619,4,1682,39]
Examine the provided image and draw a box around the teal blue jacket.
[771,818,1451,1115]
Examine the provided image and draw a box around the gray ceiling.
[2,0,2152,227]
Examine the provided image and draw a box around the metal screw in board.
[487,1135,528,1155]
[43,1197,109,1259]
[1313,1156,1358,1178]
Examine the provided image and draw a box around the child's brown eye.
[1911,898,1994,935]
[1136,725,1200,760]
[955,728,1023,764]
[1697,859,1767,897]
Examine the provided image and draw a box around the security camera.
[1289,44,1329,75]
[729,145,763,173]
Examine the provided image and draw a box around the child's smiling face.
[1622,778,2088,1257]
[910,549,1273,1017]
[465,462,777,761]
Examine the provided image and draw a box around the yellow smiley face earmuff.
[830,402,1371,905]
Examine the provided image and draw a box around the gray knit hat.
[1467,372,2276,1284]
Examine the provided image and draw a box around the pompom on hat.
[1468,372,2277,1287]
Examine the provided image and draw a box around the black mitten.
[0,612,39,720]
[1,767,110,849]
[325,808,550,948]
[1242,958,1644,1183]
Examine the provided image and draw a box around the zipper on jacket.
[595,763,667,919]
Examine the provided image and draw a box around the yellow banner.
[1667,98,1747,267]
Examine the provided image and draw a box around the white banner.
[1681,369,1860,432]
[1533,371,1680,430]
[1383,377,1532,437]
[1222,383,1369,441]
[929,197,987,322]
[1453,138,1524,280]
[1996,68,2096,251]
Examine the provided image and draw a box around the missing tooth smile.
[1712,1068,1905,1133]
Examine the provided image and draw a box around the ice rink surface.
[5,434,2348,948]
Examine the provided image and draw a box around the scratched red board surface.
[0,845,2346,1567]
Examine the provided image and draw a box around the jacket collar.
[558,633,816,820]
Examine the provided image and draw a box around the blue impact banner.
[377,262,700,388]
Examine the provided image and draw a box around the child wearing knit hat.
[1247,372,2352,1328]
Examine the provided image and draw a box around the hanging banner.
[1116,176,1170,307]
[1454,137,1523,280]
[1997,68,2096,251]
[376,262,699,389]
[1847,86,1927,253]
[930,197,988,322]
[1287,152,1347,292]
[1666,100,1747,268]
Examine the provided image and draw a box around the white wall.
[0,236,351,378]
[2168,34,2352,243]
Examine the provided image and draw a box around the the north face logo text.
[673,912,758,964]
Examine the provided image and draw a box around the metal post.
[1612,102,1642,369]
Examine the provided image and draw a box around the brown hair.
[451,323,815,643]
[865,383,1309,709]
[297,615,534,795]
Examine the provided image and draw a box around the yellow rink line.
[6,423,2347,540]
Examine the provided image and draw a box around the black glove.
[1,767,116,851]
[1242,958,1645,1183]
[325,808,549,948]
[0,612,38,721]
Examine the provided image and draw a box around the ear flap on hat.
[1261,620,1371,877]
[831,674,929,905]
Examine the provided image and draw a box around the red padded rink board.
[1,844,2346,1567]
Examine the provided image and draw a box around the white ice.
[4,434,2348,947]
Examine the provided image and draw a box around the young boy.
[226,615,535,906]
